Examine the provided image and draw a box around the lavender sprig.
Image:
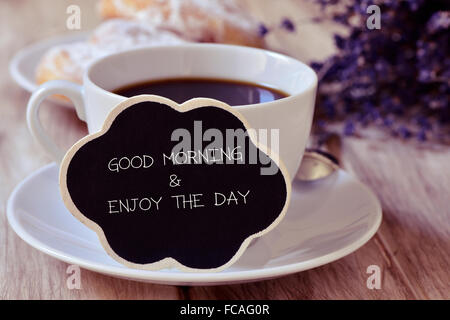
[311,0,450,143]
[259,1,450,143]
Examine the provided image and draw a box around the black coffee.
[113,78,288,106]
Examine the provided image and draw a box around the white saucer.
[7,163,381,286]
[9,33,87,107]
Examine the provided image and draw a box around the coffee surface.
[113,78,288,106]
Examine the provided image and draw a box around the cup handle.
[27,80,86,163]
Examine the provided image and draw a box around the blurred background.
[0,0,448,299]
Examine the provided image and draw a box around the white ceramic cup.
[27,44,317,180]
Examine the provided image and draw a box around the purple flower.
[383,117,394,127]
[310,0,448,143]
[426,11,450,34]
[258,23,269,37]
[311,62,323,71]
[417,130,427,141]
[334,34,346,49]
[397,126,412,139]
[344,121,355,136]
[280,18,295,32]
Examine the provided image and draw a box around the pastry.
[36,1,264,86]
[36,19,186,85]
[98,0,264,47]
[36,42,92,85]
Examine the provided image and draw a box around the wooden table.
[1,0,448,300]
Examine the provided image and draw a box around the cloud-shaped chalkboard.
[60,95,290,272]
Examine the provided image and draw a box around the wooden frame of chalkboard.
[59,95,291,272]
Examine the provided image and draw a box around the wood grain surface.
[0,0,448,300]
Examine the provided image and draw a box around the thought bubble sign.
[59,95,291,272]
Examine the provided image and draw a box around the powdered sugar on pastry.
[36,19,185,84]
[89,18,185,49]
[36,42,93,84]
[139,0,258,35]
[99,0,264,46]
